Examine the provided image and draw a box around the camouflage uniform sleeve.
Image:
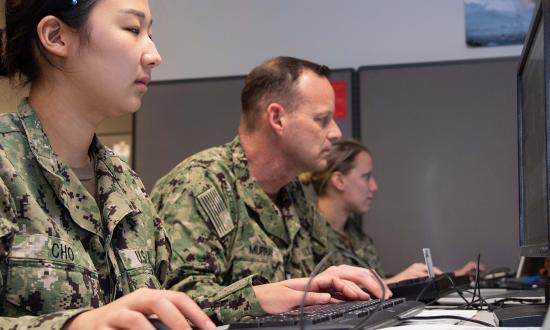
[0,309,92,329]
[152,166,265,325]
[310,203,329,263]
[0,176,93,328]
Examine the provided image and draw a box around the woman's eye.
[126,27,140,34]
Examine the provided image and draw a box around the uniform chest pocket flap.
[231,244,286,282]
[5,234,101,315]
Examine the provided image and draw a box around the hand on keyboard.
[319,265,392,299]
[65,288,215,330]
[253,270,381,315]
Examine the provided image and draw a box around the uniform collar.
[230,136,300,245]
[17,99,140,239]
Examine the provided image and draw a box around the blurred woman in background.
[304,139,483,284]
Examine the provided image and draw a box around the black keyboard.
[388,273,470,302]
[226,298,424,330]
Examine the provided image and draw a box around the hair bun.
[299,172,313,186]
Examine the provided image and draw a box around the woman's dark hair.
[302,139,370,196]
[1,0,99,85]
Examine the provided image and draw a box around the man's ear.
[35,15,75,59]
[330,171,346,192]
[266,102,286,135]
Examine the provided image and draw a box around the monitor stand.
[493,282,549,326]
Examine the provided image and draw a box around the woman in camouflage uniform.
[0,0,214,329]
[305,139,481,284]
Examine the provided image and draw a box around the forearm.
[167,272,265,325]
[0,308,90,329]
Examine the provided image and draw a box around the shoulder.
[286,179,316,216]
[0,113,32,175]
[0,113,22,134]
[0,113,27,150]
[95,140,151,204]
[152,143,236,198]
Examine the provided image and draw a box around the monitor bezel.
[518,0,550,257]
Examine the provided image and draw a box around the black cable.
[486,298,545,310]
[420,273,470,306]
[414,273,450,303]
[299,251,338,330]
[453,254,491,310]
[412,272,470,306]
[440,272,471,306]
[298,250,386,330]
[471,254,481,305]
[338,251,386,330]
[398,315,495,327]
[414,254,491,310]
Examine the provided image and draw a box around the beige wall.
[0,80,27,113]
[0,80,133,161]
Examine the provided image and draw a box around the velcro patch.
[196,188,234,238]
[118,249,152,270]
[8,234,95,270]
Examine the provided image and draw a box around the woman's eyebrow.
[118,8,153,26]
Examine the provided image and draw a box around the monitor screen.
[518,0,550,257]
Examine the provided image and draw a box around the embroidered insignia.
[196,187,234,238]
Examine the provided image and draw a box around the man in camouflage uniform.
[152,56,389,324]
[0,100,171,328]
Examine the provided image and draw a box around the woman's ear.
[330,171,346,192]
[35,15,76,59]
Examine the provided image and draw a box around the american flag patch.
[196,187,234,238]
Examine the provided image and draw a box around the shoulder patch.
[196,187,234,238]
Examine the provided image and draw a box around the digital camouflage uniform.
[151,137,327,324]
[323,216,385,278]
[0,100,171,328]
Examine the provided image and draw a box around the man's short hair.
[241,56,330,130]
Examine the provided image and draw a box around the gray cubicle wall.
[359,58,520,274]
[134,69,357,191]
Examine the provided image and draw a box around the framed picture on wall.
[464,0,535,47]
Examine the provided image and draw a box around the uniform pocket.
[5,234,101,315]
[232,245,285,282]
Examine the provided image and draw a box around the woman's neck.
[317,195,350,236]
[28,80,99,168]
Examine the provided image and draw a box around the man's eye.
[317,117,330,127]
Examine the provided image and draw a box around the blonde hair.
[302,139,370,196]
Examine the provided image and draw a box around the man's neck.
[239,130,298,197]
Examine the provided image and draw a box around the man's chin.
[312,159,328,171]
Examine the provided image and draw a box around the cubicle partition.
[133,68,358,191]
[134,58,521,273]
[358,58,520,273]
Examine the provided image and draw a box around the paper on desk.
[382,326,540,330]
[382,309,540,329]
[398,309,477,325]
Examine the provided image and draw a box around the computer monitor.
[518,0,550,258]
